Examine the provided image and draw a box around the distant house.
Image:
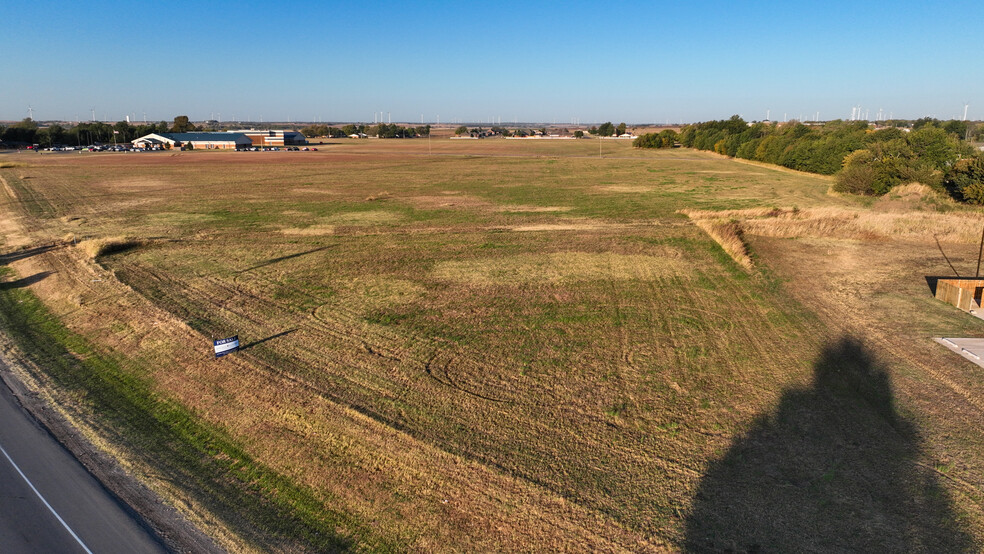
[132,132,252,150]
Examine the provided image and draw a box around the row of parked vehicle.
[34,145,135,152]
[240,146,318,152]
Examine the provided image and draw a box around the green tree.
[597,122,615,137]
[171,115,195,133]
[907,125,963,170]
[945,154,984,203]
[574,130,584,138]
[3,118,39,144]
[114,120,134,142]
[454,125,468,135]
[616,122,627,136]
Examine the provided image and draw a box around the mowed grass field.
[1,139,984,551]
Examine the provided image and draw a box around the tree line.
[589,122,628,137]
[635,115,984,203]
[302,123,431,138]
[1,118,172,147]
[0,115,222,147]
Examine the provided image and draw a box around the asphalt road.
[0,374,167,553]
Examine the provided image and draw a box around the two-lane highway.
[0,372,167,553]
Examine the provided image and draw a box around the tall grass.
[687,204,984,245]
[77,236,141,258]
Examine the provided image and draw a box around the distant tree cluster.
[1,117,171,147]
[366,123,430,138]
[651,115,980,199]
[300,125,347,138]
[590,121,628,137]
[632,129,678,148]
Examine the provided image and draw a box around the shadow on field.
[685,336,971,553]
[0,244,59,266]
[240,328,297,350]
[0,271,53,290]
[237,245,336,274]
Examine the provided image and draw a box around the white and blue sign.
[214,335,240,358]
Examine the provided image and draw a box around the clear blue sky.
[3,1,982,124]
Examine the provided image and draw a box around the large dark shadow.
[0,244,58,266]
[685,336,973,552]
[0,271,53,289]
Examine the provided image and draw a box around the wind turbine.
[964,102,970,121]
[27,105,34,120]
[91,108,96,122]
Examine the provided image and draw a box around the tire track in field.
[122,261,525,406]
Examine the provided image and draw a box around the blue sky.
[3,1,982,124]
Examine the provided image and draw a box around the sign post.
[213,335,240,358]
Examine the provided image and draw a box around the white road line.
[0,442,93,554]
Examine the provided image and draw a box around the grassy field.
[1,139,983,551]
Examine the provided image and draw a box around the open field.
[2,139,984,551]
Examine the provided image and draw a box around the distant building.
[230,130,307,146]
[132,132,252,150]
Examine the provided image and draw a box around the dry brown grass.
[77,236,141,259]
[364,191,392,202]
[405,195,491,209]
[432,251,687,285]
[688,206,984,244]
[497,205,573,213]
[325,210,405,226]
[280,225,336,236]
[509,222,623,232]
[598,185,654,193]
[687,218,753,269]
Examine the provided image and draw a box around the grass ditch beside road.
[0,266,395,553]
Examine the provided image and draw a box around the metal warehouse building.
[133,132,253,150]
